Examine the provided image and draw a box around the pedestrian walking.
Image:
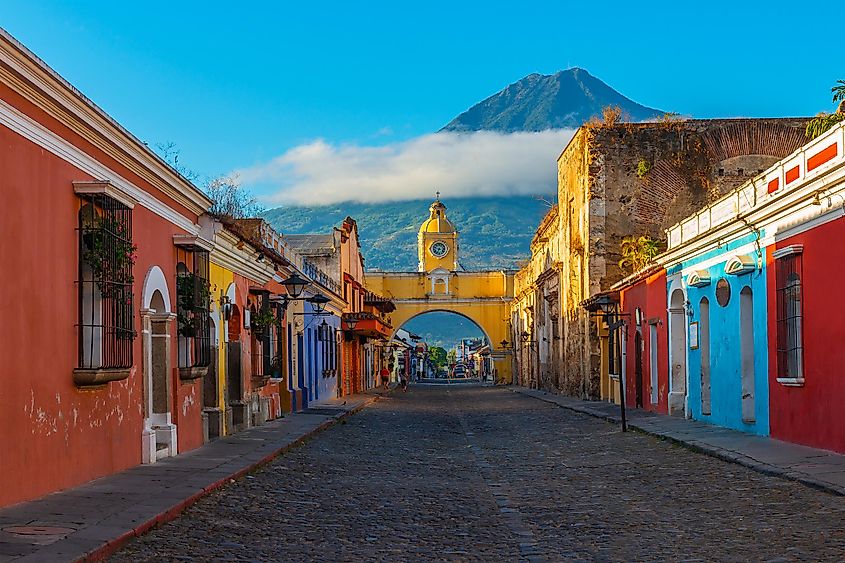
[380,366,390,388]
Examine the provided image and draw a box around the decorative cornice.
[687,270,711,288]
[724,254,757,276]
[210,229,275,284]
[173,234,214,251]
[772,244,804,259]
[0,98,199,233]
[73,180,137,209]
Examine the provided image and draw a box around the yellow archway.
[365,270,515,383]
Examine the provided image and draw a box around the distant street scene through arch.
[399,310,490,381]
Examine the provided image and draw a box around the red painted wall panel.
[620,271,669,415]
[807,143,838,172]
[768,217,845,452]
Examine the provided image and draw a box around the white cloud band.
[237,129,575,205]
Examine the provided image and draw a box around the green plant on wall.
[618,235,661,273]
[636,158,652,178]
[81,215,137,298]
[251,308,276,335]
[176,272,211,337]
[806,80,845,139]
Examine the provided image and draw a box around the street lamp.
[593,294,627,432]
[273,274,333,317]
[308,292,330,314]
[344,316,359,331]
[281,273,309,299]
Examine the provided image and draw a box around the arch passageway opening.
[398,310,492,382]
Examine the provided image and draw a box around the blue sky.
[2,1,841,201]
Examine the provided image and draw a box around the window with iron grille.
[78,194,136,369]
[776,252,803,379]
[176,248,212,368]
[271,302,285,378]
[248,293,273,379]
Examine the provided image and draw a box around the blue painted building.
[666,231,770,435]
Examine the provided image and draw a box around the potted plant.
[81,215,137,298]
[251,308,275,337]
[176,272,211,337]
[178,312,198,337]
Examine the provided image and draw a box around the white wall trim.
[772,244,804,259]
[0,99,200,233]
[142,265,172,314]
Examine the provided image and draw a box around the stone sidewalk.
[514,386,845,496]
[0,391,383,563]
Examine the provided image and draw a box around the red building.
[0,30,215,507]
[766,195,845,450]
[760,121,845,452]
[614,267,670,415]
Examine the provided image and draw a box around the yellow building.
[511,205,563,391]
[365,197,515,383]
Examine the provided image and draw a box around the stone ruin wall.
[555,118,808,399]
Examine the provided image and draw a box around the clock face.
[430,241,449,258]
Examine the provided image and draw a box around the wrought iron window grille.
[77,194,136,370]
[776,252,804,380]
[176,247,212,369]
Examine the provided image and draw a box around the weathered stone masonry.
[548,118,808,399]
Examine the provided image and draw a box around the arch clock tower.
[418,194,459,273]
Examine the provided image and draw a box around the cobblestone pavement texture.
[112,386,845,562]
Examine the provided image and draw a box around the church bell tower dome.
[419,198,456,234]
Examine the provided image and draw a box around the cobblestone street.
[113,386,845,562]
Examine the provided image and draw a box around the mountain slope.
[442,68,664,132]
[262,196,549,271]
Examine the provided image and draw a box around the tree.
[618,235,661,274]
[205,174,265,219]
[446,349,457,365]
[153,141,265,219]
[428,346,447,369]
[586,105,624,128]
[805,80,845,139]
[154,141,200,182]
[833,79,845,108]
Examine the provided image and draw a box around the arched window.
[699,297,711,415]
[77,195,135,369]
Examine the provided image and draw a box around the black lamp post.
[308,293,330,314]
[595,295,627,432]
[281,273,308,299]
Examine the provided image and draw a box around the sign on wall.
[689,321,699,350]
